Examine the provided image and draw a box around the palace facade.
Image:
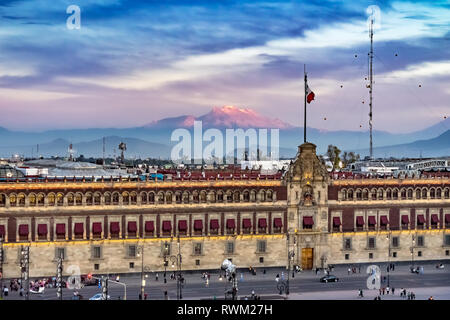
[0,143,449,277]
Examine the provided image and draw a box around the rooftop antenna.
[102,137,106,165]
[368,10,374,160]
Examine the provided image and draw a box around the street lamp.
[411,235,415,271]
[137,245,145,299]
[163,236,183,300]
[386,231,391,287]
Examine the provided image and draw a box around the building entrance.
[301,248,314,270]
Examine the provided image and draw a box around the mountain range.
[0,106,448,159]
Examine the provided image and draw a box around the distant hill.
[353,130,450,158]
[0,106,448,158]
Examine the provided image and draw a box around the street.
[2,262,450,300]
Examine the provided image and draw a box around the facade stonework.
[0,143,449,277]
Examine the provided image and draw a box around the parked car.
[89,293,111,300]
[320,275,339,283]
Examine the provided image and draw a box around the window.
[94,263,99,270]
[418,251,422,257]
[55,248,66,260]
[369,253,373,259]
[368,237,376,249]
[344,238,352,250]
[226,241,234,255]
[92,246,101,259]
[392,252,397,258]
[259,257,264,263]
[195,259,200,266]
[445,235,450,246]
[345,254,350,260]
[257,240,266,253]
[128,245,136,258]
[129,262,134,269]
[194,243,202,255]
[392,237,399,248]
[446,250,449,256]
[417,236,424,247]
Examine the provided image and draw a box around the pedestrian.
[144,293,148,300]
[428,296,434,300]
[382,287,385,295]
[164,291,168,300]
[379,288,382,295]
[348,267,351,275]
[156,273,159,281]
[20,287,24,296]
[139,293,142,300]
[358,265,361,273]
[392,264,395,271]
[392,288,395,295]
[3,286,8,297]
[263,269,266,275]
[251,290,255,299]
[275,274,279,282]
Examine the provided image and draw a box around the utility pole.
[101,276,109,300]
[56,252,63,300]
[140,245,145,300]
[368,12,374,159]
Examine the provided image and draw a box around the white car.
[89,293,111,300]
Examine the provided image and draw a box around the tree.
[326,145,342,172]
[342,151,360,168]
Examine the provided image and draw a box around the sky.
[0,0,449,133]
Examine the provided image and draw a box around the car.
[320,275,339,283]
[89,293,111,300]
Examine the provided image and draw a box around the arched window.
[104,193,111,205]
[416,189,421,199]
[94,193,101,205]
[401,189,406,199]
[140,192,148,204]
[430,188,435,199]
[386,189,392,200]
[86,193,93,205]
[56,193,64,206]
[267,191,273,201]
[75,193,82,205]
[260,190,266,202]
[122,192,130,205]
[407,189,413,199]
[0,194,7,207]
[130,192,137,204]
[165,192,172,204]
[47,193,55,206]
[175,192,182,204]
[392,189,398,199]
[356,189,362,200]
[209,191,216,203]
[347,189,354,200]
[436,188,442,199]
[9,194,17,207]
[243,190,250,202]
[67,193,74,206]
[422,188,427,199]
[377,189,383,200]
[362,189,368,200]
[29,193,36,206]
[200,191,207,203]
[193,191,199,203]
[149,192,155,203]
[445,188,450,199]
[112,192,120,204]
[217,191,224,202]
[157,192,165,204]
[226,190,233,202]
[342,189,347,200]
[371,189,377,200]
[182,192,189,204]
[233,191,240,202]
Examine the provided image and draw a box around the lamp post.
[138,245,145,299]
[386,231,391,287]
[163,236,183,300]
[411,235,415,271]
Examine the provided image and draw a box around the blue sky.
[0,0,449,133]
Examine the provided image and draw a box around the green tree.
[326,145,342,172]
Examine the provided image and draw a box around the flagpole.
[304,64,307,143]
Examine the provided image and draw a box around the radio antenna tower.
[368,11,374,159]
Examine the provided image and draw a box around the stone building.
[0,142,449,278]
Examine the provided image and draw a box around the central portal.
[301,248,314,270]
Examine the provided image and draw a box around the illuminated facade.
[0,142,449,277]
